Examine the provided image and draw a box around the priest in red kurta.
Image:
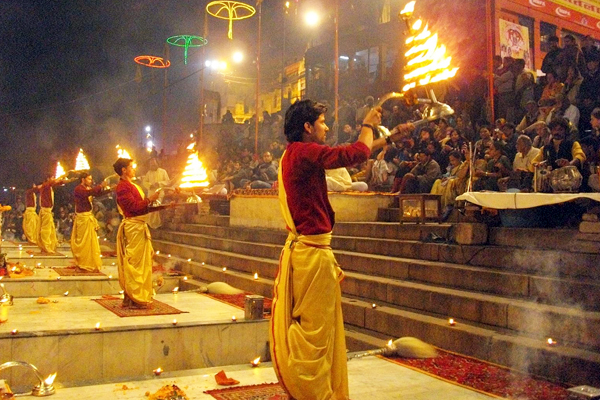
[270,99,413,400]
[23,185,40,244]
[71,172,110,272]
[113,158,160,308]
[38,177,69,253]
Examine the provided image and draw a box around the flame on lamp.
[180,151,210,188]
[44,373,57,385]
[401,2,458,92]
[55,162,66,179]
[116,145,137,168]
[387,339,394,348]
[251,357,261,367]
[75,148,91,171]
[400,1,415,17]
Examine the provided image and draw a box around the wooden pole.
[254,0,262,156]
[486,0,495,123]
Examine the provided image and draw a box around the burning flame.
[55,162,66,179]
[400,1,415,17]
[251,357,261,366]
[387,339,394,348]
[116,145,137,169]
[401,2,458,92]
[44,373,57,385]
[180,152,209,188]
[75,148,91,171]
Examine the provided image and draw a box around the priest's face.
[305,114,328,144]
[82,175,93,188]
[124,162,136,179]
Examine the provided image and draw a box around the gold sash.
[38,207,57,253]
[116,182,154,305]
[23,207,39,244]
[270,151,349,400]
[71,211,102,271]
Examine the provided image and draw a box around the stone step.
[152,231,600,311]
[157,224,600,281]
[341,296,600,387]
[154,251,600,350]
[152,253,600,387]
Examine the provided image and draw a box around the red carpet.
[201,293,272,318]
[385,350,570,400]
[54,266,105,276]
[204,382,286,399]
[93,297,188,317]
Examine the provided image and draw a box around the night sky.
[0,0,311,188]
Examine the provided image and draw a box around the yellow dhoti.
[270,153,349,400]
[116,217,153,305]
[23,207,39,244]
[71,211,102,271]
[38,207,58,253]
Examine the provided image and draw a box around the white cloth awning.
[455,192,600,209]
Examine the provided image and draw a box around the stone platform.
[32,357,494,400]
[0,292,269,389]
[229,192,395,229]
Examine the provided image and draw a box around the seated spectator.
[538,70,564,115]
[396,148,441,194]
[563,66,583,106]
[474,126,493,160]
[222,161,252,193]
[326,168,368,192]
[244,151,278,189]
[531,122,552,148]
[430,150,469,209]
[516,100,544,133]
[530,117,586,173]
[55,206,73,242]
[473,140,512,191]
[499,135,540,191]
[433,118,450,142]
[544,93,580,134]
[500,122,519,162]
[440,128,466,171]
[367,144,399,191]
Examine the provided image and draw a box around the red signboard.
[510,0,600,31]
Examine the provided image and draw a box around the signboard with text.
[510,0,600,31]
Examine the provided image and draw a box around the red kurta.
[25,188,38,208]
[39,182,57,208]
[115,179,151,217]
[74,184,106,213]
[281,141,370,235]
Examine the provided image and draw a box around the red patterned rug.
[201,293,272,318]
[54,266,106,276]
[93,297,188,317]
[385,350,570,400]
[204,382,286,399]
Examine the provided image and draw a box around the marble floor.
[43,357,495,400]
[0,292,248,333]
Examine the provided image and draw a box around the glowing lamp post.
[206,1,256,40]
[166,35,207,65]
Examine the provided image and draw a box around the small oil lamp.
[95,322,101,330]
[172,287,179,294]
[222,267,227,272]
[231,315,237,322]
[172,319,177,326]
[251,357,261,367]
[448,318,456,326]
[153,367,163,376]
[253,273,258,280]
[371,303,377,309]
[547,338,556,346]
[63,291,69,296]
